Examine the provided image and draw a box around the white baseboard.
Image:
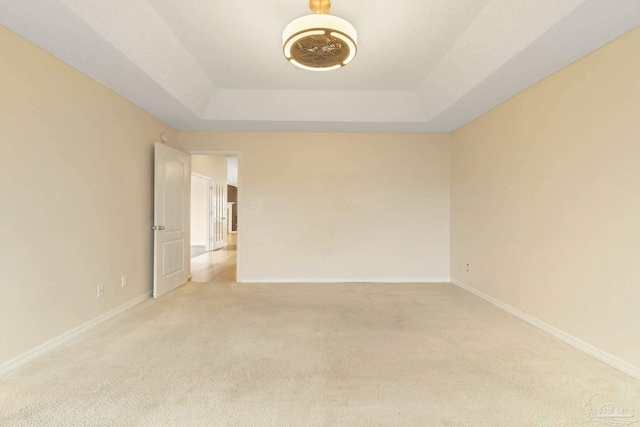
[240,277,451,284]
[0,293,150,377]
[450,279,640,380]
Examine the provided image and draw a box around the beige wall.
[451,28,640,368]
[179,132,451,283]
[0,26,177,366]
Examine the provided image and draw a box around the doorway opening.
[189,154,239,283]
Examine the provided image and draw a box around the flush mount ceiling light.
[283,0,357,71]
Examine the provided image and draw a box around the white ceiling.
[2,0,639,132]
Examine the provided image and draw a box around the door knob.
[159,225,165,230]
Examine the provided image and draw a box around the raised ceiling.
[2,0,639,132]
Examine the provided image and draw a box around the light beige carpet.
[1,282,639,426]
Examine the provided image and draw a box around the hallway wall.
[192,155,228,248]
[190,176,210,246]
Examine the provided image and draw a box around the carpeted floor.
[1,282,639,426]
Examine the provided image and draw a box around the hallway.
[190,233,237,283]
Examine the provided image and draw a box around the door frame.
[186,150,242,283]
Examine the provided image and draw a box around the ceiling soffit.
[1,0,639,132]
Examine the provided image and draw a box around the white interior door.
[211,183,226,250]
[154,142,190,298]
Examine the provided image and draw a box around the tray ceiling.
[1,0,639,132]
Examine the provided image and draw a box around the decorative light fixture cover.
[283,0,357,71]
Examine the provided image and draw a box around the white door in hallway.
[154,143,190,298]
[211,183,226,250]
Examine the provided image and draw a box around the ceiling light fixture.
[283,0,357,71]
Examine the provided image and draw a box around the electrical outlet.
[466,263,470,272]
[97,285,104,298]
[248,200,258,209]
[121,276,127,287]
[326,257,332,266]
